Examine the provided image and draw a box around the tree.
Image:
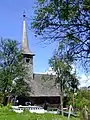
[75,90,90,110]
[49,50,79,115]
[0,39,29,105]
[32,0,90,71]
[75,90,90,120]
[68,73,79,106]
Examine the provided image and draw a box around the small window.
[26,59,29,63]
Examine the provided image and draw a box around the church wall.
[17,96,68,108]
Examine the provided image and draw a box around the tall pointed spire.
[22,12,32,54]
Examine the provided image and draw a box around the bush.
[0,103,12,113]
[75,90,90,110]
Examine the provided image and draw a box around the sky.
[0,0,58,73]
[0,0,89,87]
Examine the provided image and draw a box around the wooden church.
[18,13,65,108]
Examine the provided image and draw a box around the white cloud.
[79,74,90,87]
[71,64,76,74]
[34,67,56,75]
[45,67,56,75]
[70,64,90,88]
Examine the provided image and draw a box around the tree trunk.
[2,93,7,106]
[59,82,63,116]
[7,93,11,104]
[72,93,74,106]
[60,92,64,116]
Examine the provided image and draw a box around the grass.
[0,110,80,120]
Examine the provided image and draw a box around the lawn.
[0,111,80,120]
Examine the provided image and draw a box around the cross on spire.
[23,11,26,18]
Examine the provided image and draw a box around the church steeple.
[22,12,34,55]
[22,12,34,80]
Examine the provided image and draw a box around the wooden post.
[68,105,73,119]
[83,105,88,120]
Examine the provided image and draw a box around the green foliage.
[0,92,3,104]
[12,77,30,97]
[49,50,79,92]
[0,103,12,113]
[32,0,90,71]
[49,49,79,116]
[0,38,29,104]
[75,90,90,110]
[0,111,80,120]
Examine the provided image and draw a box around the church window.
[26,58,30,63]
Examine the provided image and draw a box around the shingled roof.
[29,73,60,97]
